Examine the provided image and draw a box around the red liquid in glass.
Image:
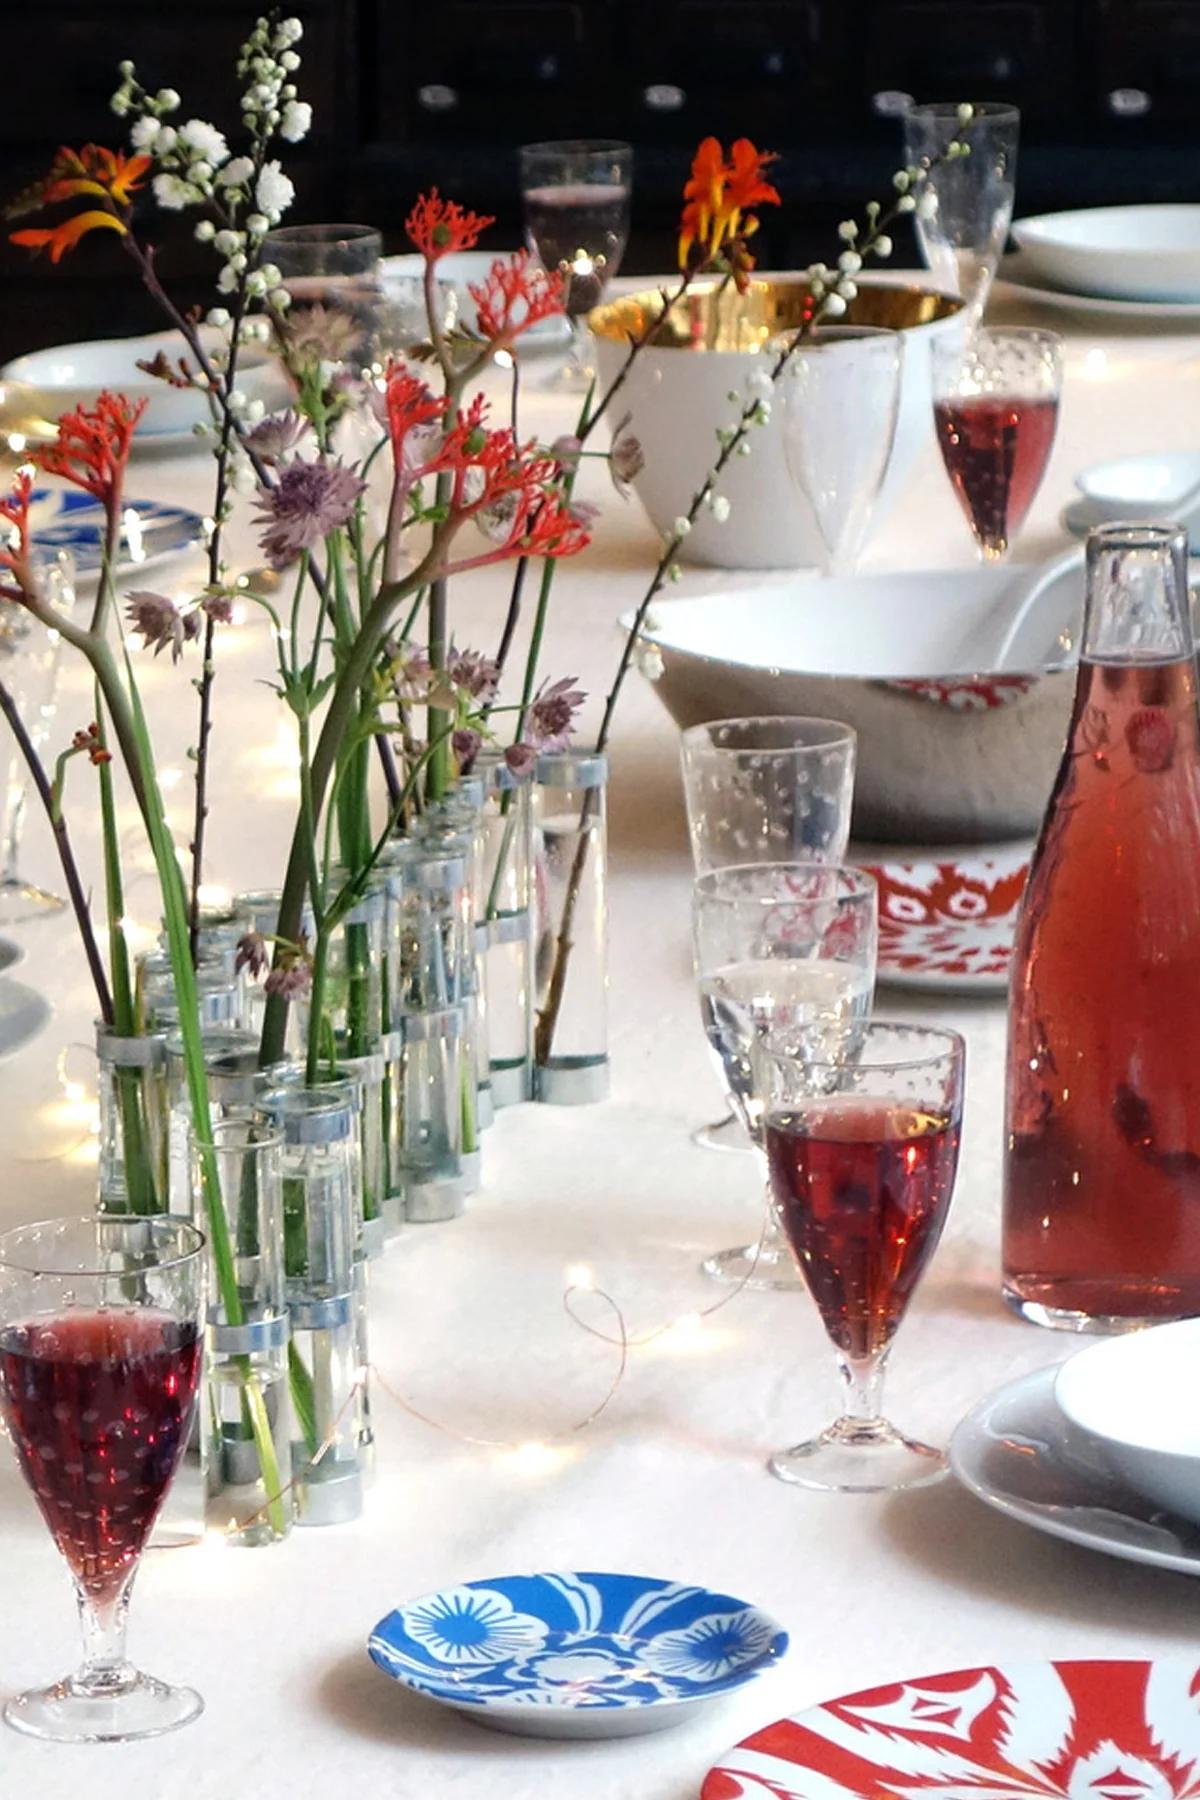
[1004,655,1200,1320]
[766,1101,960,1359]
[0,1309,201,1600]
[934,394,1059,554]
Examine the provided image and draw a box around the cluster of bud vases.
[92,751,609,1543]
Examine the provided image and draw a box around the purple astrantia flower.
[390,641,434,702]
[254,458,366,569]
[550,434,581,467]
[526,676,586,751]
[125,590,200,662]
[284,303,364,366]
[446,646,499,703]
[201,592,235,625]
[504,741,537,779]
[453,727,483,766]
[264,947,312,999]
[243,408,309,465]
[235,930,269,979]
[609,429,644,497]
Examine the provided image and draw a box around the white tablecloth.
[2,284,1200,1798]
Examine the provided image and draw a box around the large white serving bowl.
[624,558,1083,841]
[1012,205,1200,303]
[1054,1321,1200,1526]
[1,325,286,438]
[590,277,965,570]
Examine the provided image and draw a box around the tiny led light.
[565,1262,594,1291]
[493,348,514,371]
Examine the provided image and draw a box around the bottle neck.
[1082,524,1193,666]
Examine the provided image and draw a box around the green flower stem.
[425,474,453,804]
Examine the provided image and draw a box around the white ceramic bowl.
[624,559,1083,841]
[1075,451,1200,519]
[590,276,965,570]
[0,325,286,439]
[1054,1320,1200,1525]
[1012,205,1200,303]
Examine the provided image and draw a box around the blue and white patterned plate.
[30,487,202,583]
[368,1570,788,1739]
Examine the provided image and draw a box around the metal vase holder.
[260,1086,364,1526]
[480,759,534,1109]
[193,1117,294,1546]
[533,751,611,1105]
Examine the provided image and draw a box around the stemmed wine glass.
[519,140,632,389]
[262,222,384,373]
[756,1023,965,1492]
[0,546,75,923]
[692,864,877,1289]
[903,101,1020,321]
[932,327,1063,560]
[680,716,857,1163]
[777,326,904,574]
[0,1214,206,1741]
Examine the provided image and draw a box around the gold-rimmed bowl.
[590,276,964,569]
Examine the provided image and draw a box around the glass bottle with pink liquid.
[1003,521,1200,1329]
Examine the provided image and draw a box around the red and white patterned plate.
[702,1661,1200,1800]
[856,843,1031,994]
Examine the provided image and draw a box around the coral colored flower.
[381,360,449,478]
[405,189,495,262]
[37,392,146,508]
[0,467,34,583]
[11,210,128,262]
[467,250,566,342]
[678,136,780,284]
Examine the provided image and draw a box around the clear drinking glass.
[777,327,904,574]
[0,547,74,922]
[757,1023,964,1492]
[693,865,877,1290]
[519,139,632,388]
[262,222,383,373]
[681,714,858,1160]
[932,326,1062,561]
[903,100,1020,320]
[0,1214,205,1740]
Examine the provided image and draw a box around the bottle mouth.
[1089,520,1189,553]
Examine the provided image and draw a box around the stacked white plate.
[1001,204,1200,319]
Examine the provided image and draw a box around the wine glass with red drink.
[933,327,1062,560]
[757,1023,965,1492]
[520,140,632,389]
[0,1214,206,1742]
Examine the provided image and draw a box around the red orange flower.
[382,360,449,475]
[0,467,34,596]
[9,145,150,261]
[467,251,566,342]
[405,189,495,262]
[37,392,147,510]
[678,136,780,287]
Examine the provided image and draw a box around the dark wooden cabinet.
[5,0,1200,358]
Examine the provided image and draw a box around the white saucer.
[995,251,1200,322]
[951,1364,1200,1577]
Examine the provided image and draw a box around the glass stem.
[568,312,589,375]
[74,1574,135,1694]
[834,1351,887,1433]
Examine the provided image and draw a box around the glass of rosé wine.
[519,139,632,389]
[933,326,1062,560]
[756,1023,964,1493]
[0,1214,206,1742]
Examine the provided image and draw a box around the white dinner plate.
[0,975,51,1060]
[1012,204,1200,303]
[950,1364,1200,1577]
[994,251,1200,322]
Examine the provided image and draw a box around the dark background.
[3,0,1199,360]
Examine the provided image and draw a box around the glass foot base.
[0,880,65,926]
[701,1238,802,1291]
[5,1668,203,1743]
[691,1113,753,1155]
[769,1418,948,1494]
[1002,1283,1187,1334]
